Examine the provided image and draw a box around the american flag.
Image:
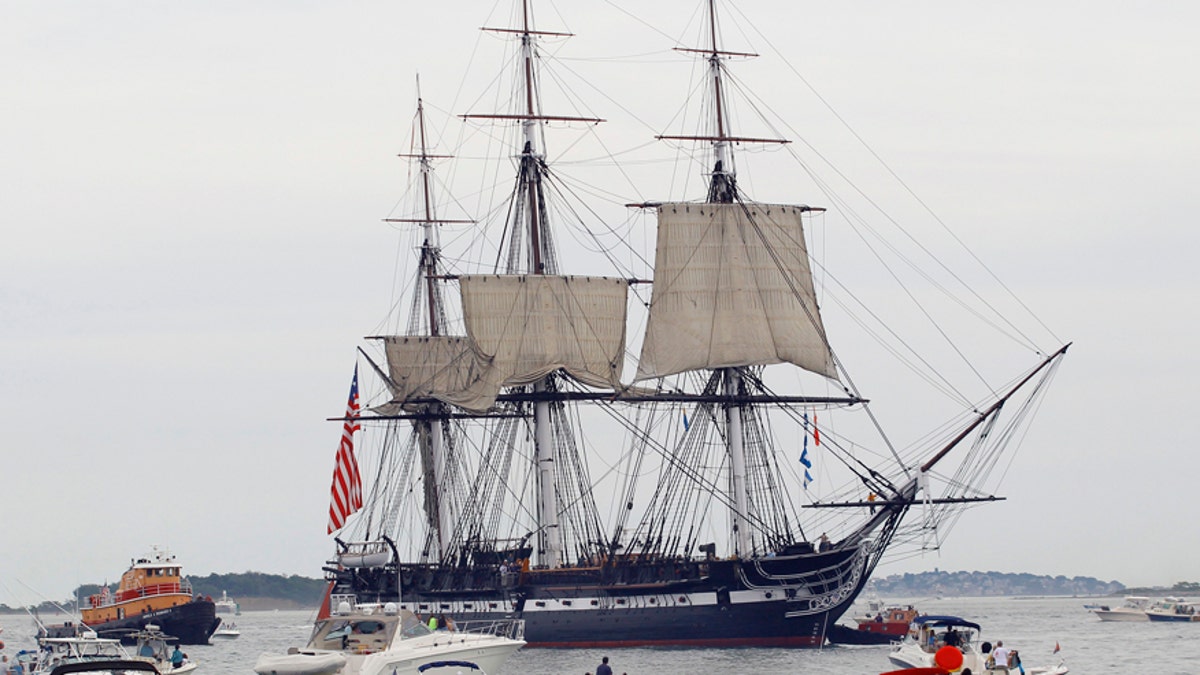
[326,365,363,534]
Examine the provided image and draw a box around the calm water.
[4,596,1197,674]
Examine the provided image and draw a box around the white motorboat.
[21,632,127,673]
[129,625,198,674]
[888,615,1068,675]
[214,591,239,616]
[1145,597,1199,622]
[46,660,162,675]
[210,620,240,640]
[1084,595,1151,621]
[253,596,524,675]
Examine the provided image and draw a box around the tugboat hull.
[46,599,219,645]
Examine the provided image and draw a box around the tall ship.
[43,548,219,645]
[318,0,1069,647]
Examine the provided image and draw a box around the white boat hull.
[255,638,519,675]
[1092,608,1148,621]
[890,644,1069,675]
[255,652,347,675]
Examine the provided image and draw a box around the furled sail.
[383,275,628,413]
[636,202,837,381]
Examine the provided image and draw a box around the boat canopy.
[912,615,982,631]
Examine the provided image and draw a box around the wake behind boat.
[314,0,1069,649]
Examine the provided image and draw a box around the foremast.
[377,81,475,562]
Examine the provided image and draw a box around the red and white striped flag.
[327,365,363,534]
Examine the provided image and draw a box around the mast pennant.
[327,365,363,534]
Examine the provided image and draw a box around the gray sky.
[2,0,1198,607]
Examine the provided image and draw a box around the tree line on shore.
[0,572,327,614]
[3,572,1197,614]
[874,571,1199,597]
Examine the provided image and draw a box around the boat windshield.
[398,612,433,639]
[308,616,401,651]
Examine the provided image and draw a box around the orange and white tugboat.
[43,547,219,645]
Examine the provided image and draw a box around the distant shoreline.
[0,604,317,616]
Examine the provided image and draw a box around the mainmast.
[463,0,602,570]
[518,0,558,570]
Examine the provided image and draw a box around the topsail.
[383,274,628,413]
[637,202,837,381]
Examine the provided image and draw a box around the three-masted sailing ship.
[318,0,1069,647]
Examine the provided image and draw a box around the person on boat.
[596,656,613,675]
[991,640,1010,668]
[945,627,960,647]
[818,533,832,551]
[171,646,184,668]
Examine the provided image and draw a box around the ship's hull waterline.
[329,545,868,647]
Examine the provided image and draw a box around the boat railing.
[112,582,189,604]
[452,618,525,642]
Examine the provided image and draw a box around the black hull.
[329,544,873,647]
[826,623,903,645]
[46,600,219,645]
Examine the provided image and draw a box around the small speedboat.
[211,621,241,640]
[253,596,523,675]
[888,615,1068,675]
[1145,597,1199,622]
[1084,595,1151,621]
[829,605,920,645]
[129,625,198,674]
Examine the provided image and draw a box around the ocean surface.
[3,595,1197,674]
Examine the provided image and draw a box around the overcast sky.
[2,1,1198,608]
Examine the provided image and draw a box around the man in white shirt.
[991,640,1011,668]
